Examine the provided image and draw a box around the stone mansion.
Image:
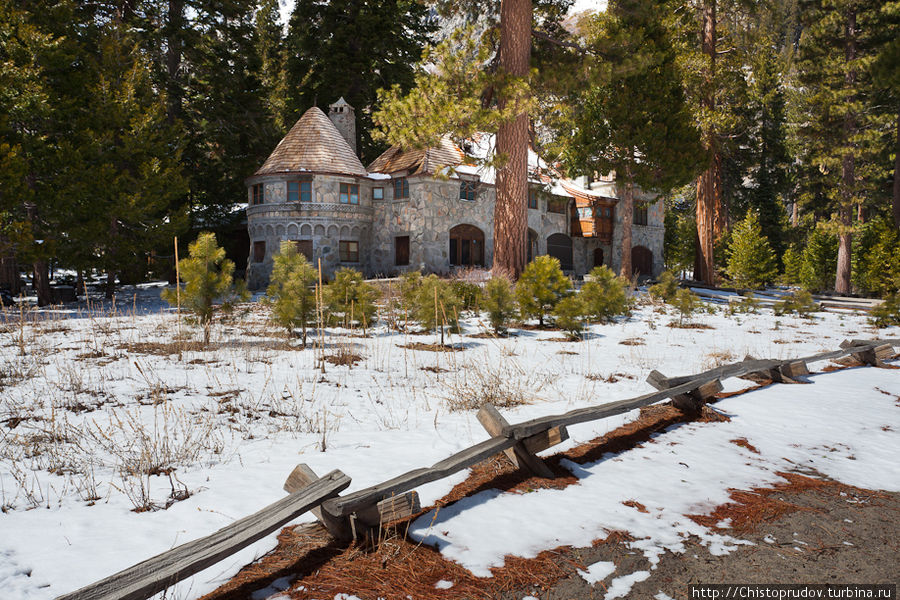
[244,98,664,289]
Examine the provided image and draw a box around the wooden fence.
[57,338,897,600]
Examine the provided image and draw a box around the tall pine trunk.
[835,7,856,295]
[694,0,724,285]
[165,0,184,124]
[494,0,531,279]
[33,260,51,307]
[620,162,634,278]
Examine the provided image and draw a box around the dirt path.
[501,480,900,600]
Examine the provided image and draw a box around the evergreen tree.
[411,274,462,339]
[483,276,517,334]
[162,232,246,345]
[551,0,703,278]
[266,240,318,345]
[579,266,631,322]
[515,255,570,326]
[325,268,378,331]
[794,0,889,293]
[739,41,792,258]
[286,0,435,162]
[553,295,585,339]
[71,25,188,297]
[725,211,778,289]
[799,228,838,292]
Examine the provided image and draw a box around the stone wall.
[245,173,374,289]
[245,170,665,288]
[607,190,665,278]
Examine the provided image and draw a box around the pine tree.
[483,276,517,334]
[285,0,435,162]
[740,41,792,258]
[799,228,838,292]
[411,274,461,341]
[553,295,585,339]
[669,0,752,284]
[579,266,631,322]
[71,25,188,297]
[551,0,703,278]
[725,211,778,289]
[162,232,246,345]
[266,240,318,345]
[515,255,570,326]
[325,268,378,332]
[794,0,888,293]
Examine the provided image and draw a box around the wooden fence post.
[646,370,722,411]
[477,404,558,478]
[285,464,421,542]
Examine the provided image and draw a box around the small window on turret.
[251,184,264,205]
[288,178,312,203]
[340,183,359,204]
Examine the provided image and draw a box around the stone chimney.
[328,97,357,156]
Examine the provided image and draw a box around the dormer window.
[251,183,264,205]
[288,178,312,203]
[340,183,359,204]
[393,177,409,199]
[459,180,477,202]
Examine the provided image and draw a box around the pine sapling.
[265,241,317,345]
[725,211,777,289]
[554,295,586,340]
[579,266,631,323]
[482,277,517,334]
[162,232,247,345]
[515,255,570,326]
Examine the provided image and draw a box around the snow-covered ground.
[0,285,897,599]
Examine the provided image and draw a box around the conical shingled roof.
[255,106,367,176]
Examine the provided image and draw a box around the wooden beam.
[477,404,555,478]
[323,435,520,517]
[283,464,353,541]
[57,470,350,600]
[646,370,721,411]
[839,340,894,367]
[522,424,569,455]
[356,491,421,527]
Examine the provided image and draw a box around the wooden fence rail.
[56,338,896,600]
[57,470,350,600]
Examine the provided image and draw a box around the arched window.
[449,224,485,267]
[632,245,653,276]
[593,247,604,268]
[547,233,573,271]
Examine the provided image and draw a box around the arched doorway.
[632,245,652,276]
[449,224,485,267]
[547,233,573,271]
[526,229,539,263]
[593,247,604,268]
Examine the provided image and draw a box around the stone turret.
[328,97,357,156]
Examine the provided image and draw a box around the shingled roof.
[255,107,367,177]
[367,136,465,175]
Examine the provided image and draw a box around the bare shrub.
[443,359,554,412]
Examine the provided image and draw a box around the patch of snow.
[577,561,615,585]
[434,579,454,589]
[604,570,651,599]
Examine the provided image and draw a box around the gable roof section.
[255,106,367,177]
[367,136,465,175]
